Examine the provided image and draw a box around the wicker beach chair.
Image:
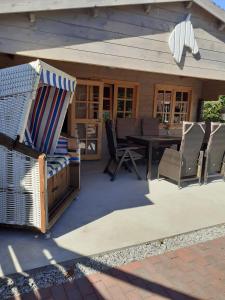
[158,122,205,188]
[0,60,80,233]
[204,123,225,184]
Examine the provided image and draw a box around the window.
[75,84,100,120]
[114,85,138,119]
[68,79,139,161]
[68,80,103,160]
[154,85,192,125]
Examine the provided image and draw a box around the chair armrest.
[162,148,181,161]
[66,135,80,151]
[161,148,182,165]
[158,148,182,180]
[0,132,41,158]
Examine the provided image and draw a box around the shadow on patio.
[1,239,202,300]
[1,158,225,279]
[52,159,153,237]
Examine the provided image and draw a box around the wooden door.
[103,84,113,121]
[69,79,103,160]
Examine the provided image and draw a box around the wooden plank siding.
[0,52,204,157]
[202,80,225,101]
[0,53,203,121]
[0,2,225,80]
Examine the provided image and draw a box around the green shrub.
[203,95,225,122]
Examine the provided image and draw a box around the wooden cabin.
[0,0,225,160]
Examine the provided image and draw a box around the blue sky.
[213,0,225,9]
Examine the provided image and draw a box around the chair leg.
[198,151,204,186]
[124,162,132,173]
[111,154,126,181]
[104,158,113,174]
[204,155,209,184]
[128,151,142,180]
[178,178,182,189]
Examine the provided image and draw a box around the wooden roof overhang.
[0,0,224,25]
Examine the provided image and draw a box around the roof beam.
[218,22,225,31]
[185,1,193,9]
[28,12,36,23]
[91,6,99,17]
[143,4,152,14]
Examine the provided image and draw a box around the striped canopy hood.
[0,60,76,154]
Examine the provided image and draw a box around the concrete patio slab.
[1,160,225,277]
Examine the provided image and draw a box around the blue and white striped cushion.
[47,155,70,178]
[54,136,68,155]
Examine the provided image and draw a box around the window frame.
[113,82,139,120]
[153,84,192,127]
[68,79,103,160]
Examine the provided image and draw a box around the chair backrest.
[206,123,225,174]
[26,84,71,154]
[0,60,76,155]
[141,118,159,136]
[105,120,117,158]
[116,118,141,140]
[180,122,205,177]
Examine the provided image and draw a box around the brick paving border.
[8,237,225,300]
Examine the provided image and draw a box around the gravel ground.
[1,223,225,299]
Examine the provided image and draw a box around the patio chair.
[204,123,225,184]
[104,120,143,181]
[141,118,159,136]
[0,60,80,233]
[116,117,146,154]
[142,117,173,161]
[116,118,141,143]
[158,122,205,188]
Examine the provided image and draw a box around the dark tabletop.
[127,135,182,142]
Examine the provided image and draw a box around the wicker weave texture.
[0,146,41,228]
[0,92,34,140]
[0,63,37,98]
[0,63,39,140]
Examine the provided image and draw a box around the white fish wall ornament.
[168,14,199,64]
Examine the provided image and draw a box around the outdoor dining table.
[127,135,182,180]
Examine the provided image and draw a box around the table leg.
[147,142,152,180]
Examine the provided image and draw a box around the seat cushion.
[54,136,69,155]
[47,155,70,178]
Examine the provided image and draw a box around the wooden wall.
[0,2,225,81]
[202,80,225,101]
[0,53,205,156]
[0,54,203,122]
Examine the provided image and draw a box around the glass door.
[68,80,103,160]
